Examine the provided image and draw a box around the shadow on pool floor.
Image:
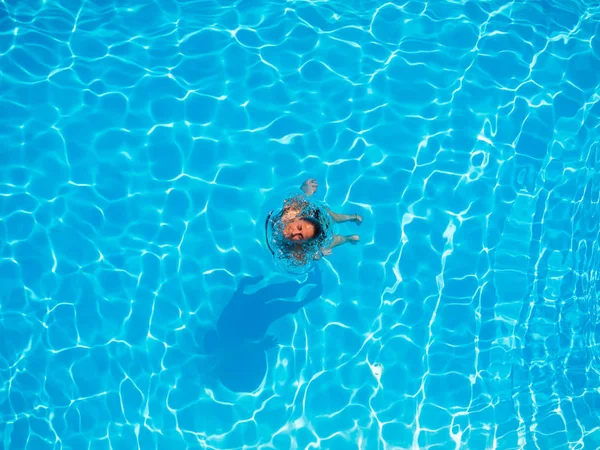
[200,267,322,393]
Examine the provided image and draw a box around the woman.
[266,178,362,269]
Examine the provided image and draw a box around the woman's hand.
[313,247,332,260]
[301,178,318,196]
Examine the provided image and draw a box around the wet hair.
[301,215,324,243]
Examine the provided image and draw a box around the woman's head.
[267,201,333,274]
[283,216,323,244]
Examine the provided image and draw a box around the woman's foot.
[348,235,360,244]
[351,214,363,226]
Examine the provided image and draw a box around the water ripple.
[1,0,599,449]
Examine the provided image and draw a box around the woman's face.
[283,218,316,243]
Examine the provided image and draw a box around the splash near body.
[265,192,335,276]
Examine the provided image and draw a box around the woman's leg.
[325,208,362,225]
[320,234,359,256]
[330,234,360,249]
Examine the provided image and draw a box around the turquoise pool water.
[1,0,600,449]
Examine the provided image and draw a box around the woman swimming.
[267,178,362,267]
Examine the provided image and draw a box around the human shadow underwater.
[202,267,323,393]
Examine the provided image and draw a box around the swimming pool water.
[1,0,600,448]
